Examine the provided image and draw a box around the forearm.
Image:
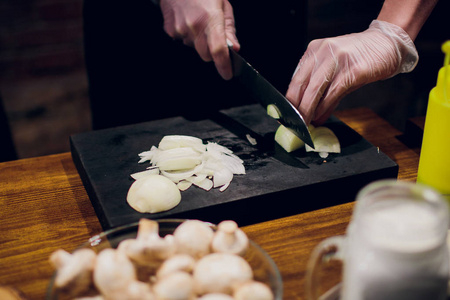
[377,0,439,41]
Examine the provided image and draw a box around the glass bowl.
[46,219,283,299]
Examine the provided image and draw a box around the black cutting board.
[71,104,398,230]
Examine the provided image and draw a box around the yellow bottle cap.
[437,41,450,101]
[442,41,450,65]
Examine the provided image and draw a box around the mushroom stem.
[137,218,159,239]
[118,219,176,280]
[49,248,97,298]
[220,221,238,244]
[211,221,249,256]
[93,248,137,297]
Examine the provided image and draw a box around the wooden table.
[0,108,421,300]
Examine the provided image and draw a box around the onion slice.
[305,126,340,156]
[130,168,160,180]
[158,135,206,152]
[267,104,281,119]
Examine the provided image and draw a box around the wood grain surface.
[0,108,421,300]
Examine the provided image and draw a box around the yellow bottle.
[417,41,450,202]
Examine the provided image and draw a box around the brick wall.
[0,0,90,159]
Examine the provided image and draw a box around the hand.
[160,0,240,80]
[286,20,418,125]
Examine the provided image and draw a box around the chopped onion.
[245,134,257,146]
[274,124,305,153]
[219,181,231,192]
[275,124,340,158]
[220,154,245,175]
[158,135,206,152]
[152,148,203,171]
[157,157,202,171]
[213,168,233,188]
[177,181,192,191]
[193,178,213,191]
[160,163,204,183]
[130,135,245,194]
[186,173,208,184]
[138,146,160,163]
[305,126,340,155]
[130,168,160,180]
[267,104,281,119]
[319,152,329,159]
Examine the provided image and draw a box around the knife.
[228,45,315,149]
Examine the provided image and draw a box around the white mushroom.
[211,220,249,256]
[91,278,155,300]
[93,248,137,297]
[118,219,176,280]
[49,248,97,298]
[233,281,274,300]
[153,271,196,300]
[156,254,196,279]
[74,296,104,300]
[173,220,214,259]
[116,281,155,300]
[197,293,235,300]
[193,253,253,295]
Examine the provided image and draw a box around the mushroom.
[0,285,29,300]
[74,296,104,300]
[93,248,137,297]
[90,278,155,300]
[115,280,155,300]
[173,220,214,259]
[197,293,235,300]
[211,220,249,256]
[233,281,274,300]
[118,219,176,280]
[49,248,97,298]
[156,254,196,279]
[153,271,195,300]
[193,253,253,295]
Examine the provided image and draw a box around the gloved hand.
[160,0,240,80]
[286,20,419,125]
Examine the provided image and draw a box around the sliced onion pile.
[131,135,245,192]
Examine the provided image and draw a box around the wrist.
[369,20,419,75]
[376,0,438,41]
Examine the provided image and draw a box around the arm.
[377,0,438,41]
[286,0,439,125]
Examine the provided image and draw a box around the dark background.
[0,0,448,160]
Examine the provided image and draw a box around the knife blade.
[228,46,315,149]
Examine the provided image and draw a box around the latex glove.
[160,0,240,80]
[286,20,418,125]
